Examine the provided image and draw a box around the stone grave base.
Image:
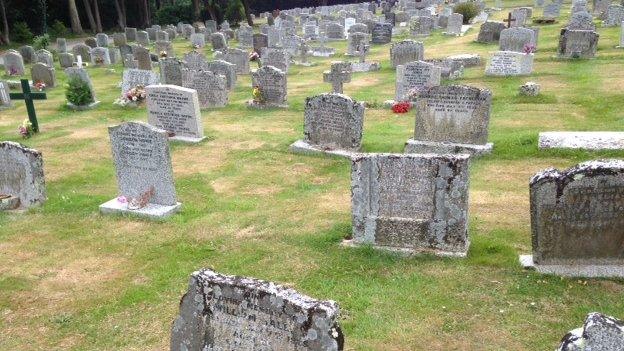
[169,135,206,144]
[342,239,468,258]
[67,101,101,111]
[404,139,493,156]
[538,132,624,150]
[352,62,381,72]
[0,196,20,211]
[246,100,288,109]
[519,255,624,278]
[99,199,181,219]
[289,139,356,159]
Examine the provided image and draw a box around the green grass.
[2,1,624,350]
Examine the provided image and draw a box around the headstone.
[183,51,208,71]
[113,33,127,46]
[410,16,434,36]
[210,32,227,50]
[249,65,288,107]
[72,43,92,62]
[125,27,137,41]
[31,63,56,88]
[326,22,346,40]
[90,47,111,66]
[267,26,283,47]
[445,13,463,35]
[395,61,441,101]
[65,67,97,105]
[220,48,250,74]
[236,25,254,48]
[347,32,369,55]
[133,46,152,71]
[260,47,290,73]
[181,69,228,108]
[390,40,424,68]
[253,33,268,53]
[485,51,534,76]
[323,62,352,94]
[557,28,599,58]
[4,50,25,75]
[557,313,624,349]
[604,4,624,26]
[405,85,493,155]
[567,10,595,30]
[499,27,534,52]
[156,30,169,42]
[57,38,67,53]
[159,57,183,86]
[291,93,364,154]
[205,20,217,33]
[543,3,561,18]
[477,21,506,43]
[170,269,344,351]
[146,84,205,143]
[155,41,175,58]
[510,8,528,27]
[0,142,46,210]
[99,122,181,218]
[35,49,53,67]
[137,31,150,46]
[18,45,35,63]
[371,22,393,44]
[345,153,470,257]
[85,37,97,48]
[538,132,624,150]
[0,80,11,109]
[190,33,206,48]
[121,68,159,96]
[520,160,624,277]
[205,60,237,90]
[96,33,109,47]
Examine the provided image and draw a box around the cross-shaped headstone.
[9,79,47,133]
[503,12,516,28]
[357,42,370,63]
[323,62,352,94]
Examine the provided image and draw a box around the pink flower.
[117,196,128,203]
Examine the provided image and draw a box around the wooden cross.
[503,13,516,28]
[323,63,352,94]
[9,79,47,133]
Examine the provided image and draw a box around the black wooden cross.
[9,79,47,133]
[503,13,516,28]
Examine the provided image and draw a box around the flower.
[116,196,128,203]
[95,56,104,64]
[160,51,168,58]
[523,44,536,54]
[9,67,18,76]
[34,81,46,91]
[117,84,147,106]
[392,101,411,114]
[249,51,260,61]
[18,119,34,138]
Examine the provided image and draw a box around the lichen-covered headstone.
[477,21,506,43]
[445,13,463,35]
[390,40,424,68]
[182,51,208,71]
[558,28,599,58]
[18,45,35,63]
[125,27,137,42]
[170,269,344,351]
[72,43,92,62]
[3,50,25,76]
[181,69,228,108]
[205,60,237,90]
[260,47,290,73]
[395,60,441,101]
[345,153,470,257]
[0,142,46,210]
[31,63,56,88]
[132,46,152,71]
[249,65,287,108]
[557,313,624,351]
[35,49,53,67]
[499,27,534,52]
[146,84,204,143]
[371,22,393,44]
[120,68,159,96]
[210,32,227,51]
[219,48,249,74]
[159,58,183,86]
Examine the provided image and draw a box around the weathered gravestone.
[218,48,249,75]
[72,43,92,62]
[567,10,595,30]
[520,160,624,277]
[371,22,393,44]
[344,153,470,257]
[155,41,175,59]
[604,4,624,26]
[558,29,599,58]
[190,33,206,48]
[58,52,75,68]
[120,68,159,96]
[499,27,535,52]
[210,32,227,51]
[236,25,254,48]
[410,16,434,36]
[146,85,205,143]
[390,40,424,68]
[205,60,237,90]
[113,33,127,46]
[183,51,208,71]
[3,50,25,76]
[99,121,181,219]
[543,3,561,18]
[85,37,97,48]
[125,27,137,41]
[395,61,441,101]
[18,45,35,63]
[0,80,11,109]
[445,13,463,36]
[253,33,268,53]
[248,65,288,108]
[181,69,228,108]
[170,269,344,351]
[260,47,290,73]
[557,313,624,350]
[159,58,183,86]
[290,93,364,156]
[0,142,46,211]
[35,49,53,67]
[90,47,111,66]
[477,21,506,43]
[485,51,534,76]
[137,31,150,46]
[96,33,109,47]
[31,63,56,88]
[323,62,352,94]
[133,46,152,71]
[424,58,465,80]
[347,32,369,56]
[65,67,99,109]
[405,85,493,155]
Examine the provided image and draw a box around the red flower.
[392,101,411,114]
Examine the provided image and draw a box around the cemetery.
[2,0,624,349]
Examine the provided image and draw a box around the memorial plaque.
[485,51,534,76]
[146,85,204,142]
[0,141,46,210]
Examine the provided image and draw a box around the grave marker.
[146,84,205,143]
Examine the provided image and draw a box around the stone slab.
[289,139,355,159]
[342,239,468,258]
[99,198,181,219]
[538,132,624,150]
[404,138,493,156]
[520,254,624,277]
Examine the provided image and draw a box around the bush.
[66,77,94,106]
[453,2,481,24]
[49,20,68,38]
[224,0,244,25]
[154,3,194,25]
[11,21,34,43]
[33,34,50,50]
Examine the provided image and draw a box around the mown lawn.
[2,1,624,350]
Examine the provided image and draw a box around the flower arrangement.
[159,50,168,58]
[9,67,19,76]
[18,119,34,138]
[523,44,536,54]
[252,85,264,103]
[94,56,104,65]
[33,81,46,91]
[249,51,260,61]
[392,101,411,114]
[114,85,146,107]
[402,87,424,102]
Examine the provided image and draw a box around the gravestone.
[4,50,25,76]
[181,69,228,108]
[323,62,352,94]
[133,46,152,71]
[499,27,534,52]
[0,142,46,210]
[121,68,159,96]
[96,33,109,47]
[410,16,434,36]
[0,80,11,109]
[390,40,424,68]
[260,47,290,73]
[31,63,56,88]
[205,20,217,33]
[510,8,528,27]
[90,47,111,66]
[395,61,441,101]
[159,57,183,86]
[155,41,175,58]
[113,33,127,46]
[156,30,169,42]
[170,269,344,351]
[267,26,282,48]
[557,313,624,349]
[220,48,249,74]
[211,32,227,51]
[425,58,465,79]
[65,67,98,108]
[190,33,206,48]
[35,49,53,67]
[558,29,599,58]
[236,25,254,48]
[304,23,319,40]
[326,22,346,40]
[538,132,624,150]
[445,13,463,35]
[183,51,208,71]
[252,33,268,53]
[543,3,561,18]
[85,37,97,48]
[125,27,137,41]
[291,93,364,155]
[567,10,595,30]
[405,85,493,155]
[57,38,67,53]
[73,43,91,62]
[99,122,181,219]
[477,21,506,43]
[146,84,205,143]
[485,51,534,76]
[372,22,393,44]
[205,60,237,90]
[604,4,624,26]
[347,32,369,55]
[248,65,288,108]
[137,31,150,46]
[18,45,35,63]
[349,23,369,35]
[344,153,470,257]
[520,160,624,277]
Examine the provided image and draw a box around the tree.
[241,0,253,26]
[82,0,97,32]
[68,0,84,34]
[192,0,201,21]
[0,0,9,45]
[113,0,127,29]
[92,0,103,32]
[205,0,219,22]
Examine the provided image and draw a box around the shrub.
[11,21,34,43]
[33,34,50,50]
[49,20,68,38]
[224,0,244,25]
[154,3,194,25]
[453,2,481,24]
[66,77,94,106]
